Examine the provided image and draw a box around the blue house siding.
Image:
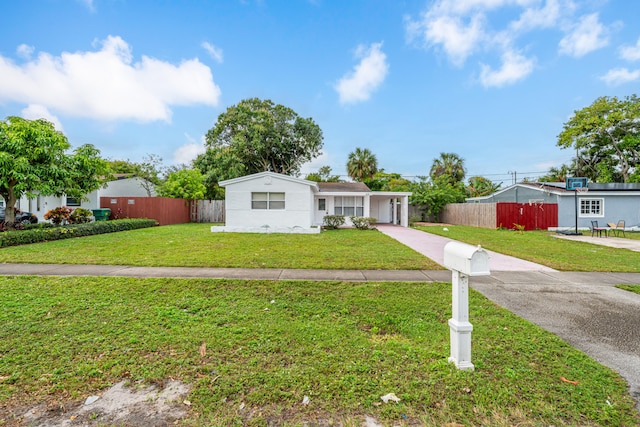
[558,192,640,229]
[468,183,640,230]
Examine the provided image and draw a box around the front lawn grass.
[415,225,640,272]
[0,223,440,270]
[0,276,637,426]
[616,284,640,295]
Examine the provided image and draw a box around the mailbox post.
[443,242,490,371]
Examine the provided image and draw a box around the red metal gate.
[496,202,558,230]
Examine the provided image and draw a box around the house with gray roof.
[212,171,411,233]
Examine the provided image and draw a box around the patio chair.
[590,220,607,237]
[608,220,625,237]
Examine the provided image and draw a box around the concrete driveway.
[378,224,640,411]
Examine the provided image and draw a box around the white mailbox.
[443,241,491,371]
[443,242,490,277]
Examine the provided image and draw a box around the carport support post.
[448,270,474,371]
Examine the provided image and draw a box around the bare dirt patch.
[5,380,191,427]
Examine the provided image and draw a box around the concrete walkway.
[552,232,640,251]
[377,224,557,271]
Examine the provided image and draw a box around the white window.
[580,198,604,217]
[66,197,80,207]
[252,192,285,210]
[318,198,326,211]
[334,196,364,216]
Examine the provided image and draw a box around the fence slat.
[442,203,496,228]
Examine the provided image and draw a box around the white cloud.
[21,104,64,131]
[479,50,535,87]
[202,42,224,63]
[299,151,332,176]
[421,14,486,66]
[620,37,640,61]
[599,68,640,86]
[558,13,609,57]
[173,133,206,165]
[0,36,222,122]
[509,0,564,33]
[335,42,388,105]
[16,44,34,59]
[77,0,96,12]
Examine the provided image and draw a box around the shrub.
[323,215,345,230]
[69,207,93,224]
[44,206,72,225]
[350,216,377,230]
[0,219,158,247]
[409,214,422,226]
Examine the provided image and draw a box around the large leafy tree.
[410,176,467,221]
[347,147,378,183]
[157,168,206,200]
[466,176,501,197]
[367,170,412,191]
[557,95,640,183]
[203,98,323,177]
[304,165,342,182]
[429,152,466,184]
[0,116,108,224]
[193,146,246,199]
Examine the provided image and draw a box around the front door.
[314,198,327,225]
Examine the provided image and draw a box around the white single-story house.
[11,176,155,222]
[211,171,411,233]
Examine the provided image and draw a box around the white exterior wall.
[224,175,314,229]
[16,177,153,222]
[101,178,155,197]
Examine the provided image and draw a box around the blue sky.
[1,0,639,185]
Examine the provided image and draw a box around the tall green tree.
[204,98,323,176]
[157,168,206,200]
[0,116,108,224]
[193,146,246,199]
[367,170,411,191]
[466,176,501,197]
[410,176,467,221]
[557,95,640,183]
[429,152,466,184]
[304,165,342,182]
[347,147,378,183]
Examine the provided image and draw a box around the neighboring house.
[15,176,155,222]
[212,171,411,233]
[467,182,640,230]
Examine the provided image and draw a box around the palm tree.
[347,147,378,182]
[429,152,465,184]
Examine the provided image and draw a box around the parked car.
[0,207,38,224]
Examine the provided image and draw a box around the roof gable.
[219,171,318,189]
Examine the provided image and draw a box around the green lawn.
[0,223,440,270]
[1,276,637,426]
[415,225,640,272]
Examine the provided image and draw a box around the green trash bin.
[92,208,111,221]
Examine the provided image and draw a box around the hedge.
[0,219,158,248]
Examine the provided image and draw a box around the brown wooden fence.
[192,200,225,223]
[442,202,558,230]
[100,197,191,226]
[442,203,497,228]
